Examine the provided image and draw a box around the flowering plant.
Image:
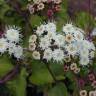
[27,0,62,18]
[0,26,23,59]
[0,0,96,96]
[27,23,96,96]
[28,22,95,66]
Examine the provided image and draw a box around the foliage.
[0,0,96,96]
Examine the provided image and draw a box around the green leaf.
[49,62,65,81]
[48,83,68,96]
[50,62,64,76]
[29,68,53,85]
[29,60,53,85]
[0,55,13,78]
[30,15,43,27]
[7,68,27,96]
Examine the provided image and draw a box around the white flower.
[89,91,96,96]
[29,35,37,43]
[47,31,56,40]
[28,23,96,66]
[66,44,78,56]
[37,3,45,10]
[55,34,65,47]
[13,45,23,59]
[29,43,36,51]
[81,40,91,49]
[45,23,56,32]
[8,43,23,59]
[79,40,95,53]
[63,23,75,34]
[8,43,16,55]
[0,38,8,53]
[80,48,89,58]
[27,4,34,14]
[5,27,20,42]
[65,34,74,43]
[75,40,85,52]
[79,57,89,66]
[80,90,87,96]
[89,51,95,58]
[52,49,64,62]
[36,25,46,36]
[63,24,84,40]
[39,37,50,49]
[78,40,91,51]
[32,51,40,60]
[74,30,84,41]
[43,48,52,61]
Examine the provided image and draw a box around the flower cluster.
[27,0,61,17]
[29,22,65,62]
[78,72,96,96]
[0,26,23,59]
[64,63,80,74]
[63,24,95,66]
[28,22,95,65]
[80,90,96,96]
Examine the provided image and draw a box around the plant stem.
[0,64,19,84]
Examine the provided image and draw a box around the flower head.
[45,22,56,32]
[79,57,89,66]
[29,35,37,43]
[80,90,87,96]
[64,64,69,72]
[36,24,46,36]
[37,3,45,10]
[65,34,74,43]
[78,79,85,87]
[92,80,96,89]
[89,91,95,96]
[13,45,23,59]
[88,73,95,81]
[47,9,54,18]
[65,44,78,56]
[5,26,21,42]
[74,67,80,74]
[29,43,36,51]
[70,63,77,70]
[27,4,35,14]
[0,38,8,53]
[52,49,64,62]
[32,51,40,60]
[8,42,23,59]
[43,48,52,61]
[40,36,50,50]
